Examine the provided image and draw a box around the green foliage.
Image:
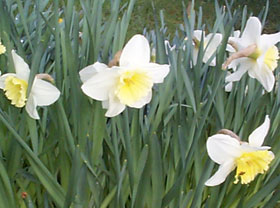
[0,0,279,207]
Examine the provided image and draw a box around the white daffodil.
[0,50,60,119]
[205,115,274,186]
[225,17,280,92]
[80,34,170,117]
[192,30,223,66]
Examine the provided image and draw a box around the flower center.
[115,70,153,106]
[234,150,274,184]
[264,46,279,71]
[4,76,28,108]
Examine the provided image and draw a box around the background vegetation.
[124,0,280,37]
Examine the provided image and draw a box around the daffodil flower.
[0,40,6,55]
[225,17,280,92]
[192,30,223,66]
[205,115,274,186]
[0,50,60,119]
[80,34,170,117]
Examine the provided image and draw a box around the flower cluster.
[188,17,280,93]
[185,16,278,186]
[0,16,276,187]
[225,17,280,92]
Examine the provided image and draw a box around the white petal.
[25,94,40,119]
[128,91,152,108]
[79,62,108,83]
[81,69,118,101]
[205,160,235,186]
[248,115,270,147]
[207,134,242,165]
[248,64,275,92]
[225,67,247,82]
[260,32,280,51]
[31,78,60,106]
[226,44,236,53]
[0,73,16,89]
[105,93,126,117]
[228,60,239,71]
[205,33,223,58]
[230,38,248,51]
[208,57,217,67]
[233,30,241,38]
[240,142,270,152]
[193,30,204,41]
[225,58,253,82]
[11,50,30,81]
[119,35,150,67]
[102,100,109,109]
[241,17,262,46]
[145,63,170,83]
[225,81,233,92]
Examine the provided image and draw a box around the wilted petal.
[25,94,40,119]
[79,62,108,83]
[241,17,262,46]
[11,50,30,81]
[81,69,118,101]
[207,134,242,165]
[119,35,150,67]
[205,160,235,186]
[145,63,170,83]
[248,115,270,147]
[31,78,60,106]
